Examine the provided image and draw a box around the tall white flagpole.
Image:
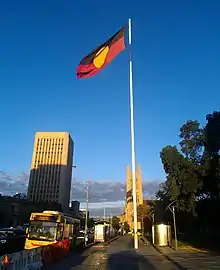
[128,18,138,250]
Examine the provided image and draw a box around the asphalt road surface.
[43,236,220,270]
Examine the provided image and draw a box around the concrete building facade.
[27,132,74,212]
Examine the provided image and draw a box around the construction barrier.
[0,247,42,270]
[1,237,93,269]
[0,242,70,270]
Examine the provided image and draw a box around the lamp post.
[149,210,155,224]
[100,198,107,221]
[84,181,89,247]
[70,164,76,210]
[84,181,107,246]
[166,201,178,250]
[172,206,178,251]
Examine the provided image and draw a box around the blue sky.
[0,0,220,183]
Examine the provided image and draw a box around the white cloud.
[0,170,162,216]
[80,200,125,210]
[0,171,161,203]
[0,171,29,195]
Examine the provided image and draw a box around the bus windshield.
[28,221,57,241]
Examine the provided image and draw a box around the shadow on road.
[42,249,98,270]
[128,236,134,249]
[107,251,157,270]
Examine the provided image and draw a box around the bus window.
[73,222,80,236]
[69,224,74,238]
[63,224,71,239]
[28,221,57,241]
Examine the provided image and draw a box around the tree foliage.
[137,204,151,221]
[179,120,204,163]
[112,216,120,230]
[157,111,220,231]
[123,221,130,233]
[159,145,199,213]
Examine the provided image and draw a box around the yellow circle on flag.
[93,46,109,68]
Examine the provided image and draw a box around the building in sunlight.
[27,132,74,212]
[120,165,143,230]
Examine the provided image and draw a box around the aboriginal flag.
[76,26,126,78]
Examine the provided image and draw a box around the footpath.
[142,240,220,270]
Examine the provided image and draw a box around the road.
[43,235,177,269]
[43,236,220,269]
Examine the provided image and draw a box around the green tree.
[179,120,204,163]
[123,221,130,233]
[137,204,151,222]
[202,111,220,200]
[157,111,220,234]
[159,145,199,214]
[112,216,120,230]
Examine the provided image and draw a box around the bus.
[25,210,83,252]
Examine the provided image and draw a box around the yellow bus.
[25,210,83,254]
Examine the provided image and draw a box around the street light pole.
[104,203,106,221]
[85,181,89,247]
[71,164,76,208]
[172,206,178,250]
[165,201,178,250]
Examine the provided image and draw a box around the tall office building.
[124,164,143,230]
[27,132,74,212]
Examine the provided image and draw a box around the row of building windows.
[37,138,64,143]
[35,149,63,154]
[29,183,60,190]
[35,138,64,161]
[30,196,59,202]
[30,175,61,182]
[29,186,59,192]
[36,143,64,152]
[30,177,61,184]
[34,155,63,167]
[36,150,63,154]
[34,160,63,164]
[33,160,63,166]
[32,170,61,181]
[29,178,60,192]
[34,166,62,170]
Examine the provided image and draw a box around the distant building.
[27,132,74,212]
[70,201,80,212]
[69,201,84,220]
[80,209,89,220]
[120,165,143,230]
[0,196,41,228]
[13,193,27,199]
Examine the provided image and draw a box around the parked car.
[0,228,26,255]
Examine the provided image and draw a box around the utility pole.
[85,181,89,247]
[102,199,106,221]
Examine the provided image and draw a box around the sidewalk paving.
[152,244,220,269]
